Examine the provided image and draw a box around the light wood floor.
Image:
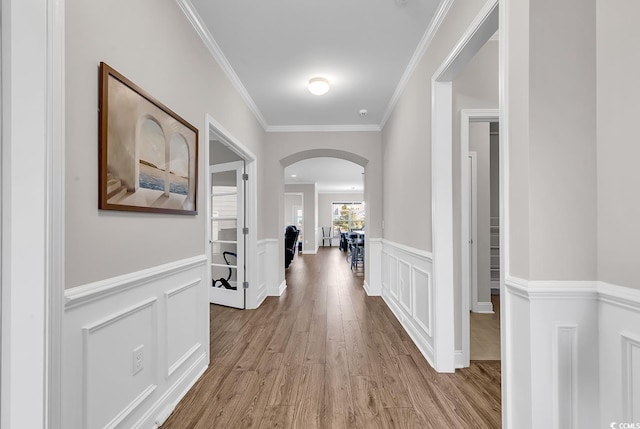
[470,294,501,361]
[162,247,501,428]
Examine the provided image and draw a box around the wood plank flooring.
[162,247,501,428]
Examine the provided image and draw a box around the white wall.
[1,0,50,426]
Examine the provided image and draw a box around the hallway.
[162,247,501,428]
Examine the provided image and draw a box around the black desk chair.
[284,225,300,268]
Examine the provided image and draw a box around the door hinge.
[242,281,249,289]
[242,173,248,181]
[242,227,249,235]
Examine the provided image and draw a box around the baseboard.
[455,350,464,369]
[382,291,435,368]
[135,353,208,428]
[472,301,494,313]
[363,280,381,296]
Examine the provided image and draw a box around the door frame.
[430,0,498,374]
[460,109,499,368]
[204,115,259,309]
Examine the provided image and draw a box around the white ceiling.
[189,0,443,191]
[285,158,364,193]
[189,0,443,129]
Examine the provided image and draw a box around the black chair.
[212,251,237,290]
[284,225,300,268]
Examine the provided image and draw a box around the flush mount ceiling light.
[308,77,330,96]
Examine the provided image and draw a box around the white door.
[209,161,245,309]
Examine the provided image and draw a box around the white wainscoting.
[259,239,286,298]
[504,278,640,429]
[62,255,209,429]
[381,240,435,368]
[364,238,382,296]
[598,282,640,427]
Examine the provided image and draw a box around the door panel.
[210,162,245,309]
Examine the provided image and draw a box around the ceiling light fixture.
[308,77,330,96]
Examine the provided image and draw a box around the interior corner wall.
[65,0,266,289]
[596,0,640,290]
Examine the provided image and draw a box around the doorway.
[464,119,500,362]
[209,161,246,309]
[205,116,258,309]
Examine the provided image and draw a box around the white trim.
[266,124,381,133]
[431,0,499,375]
[621,332,640,421]
[382,293,435,368]
[474,302,495,314]
[380,0,455,128]
[498,0,510,425]
[552,324,578,429]
[205,114,260,310]
[381,239,433,261]
[64,255,208,310]
[454,350,464,369]
[175,0,268,129]
[46,0,66,427]
[135,352,207,429]
[363,281,379,297]
[277,280,287,295]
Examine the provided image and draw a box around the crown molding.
[266,124,381,133]
[379,0,455,129]
[176,0,268,130]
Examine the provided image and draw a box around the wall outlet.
[132,345,144,375]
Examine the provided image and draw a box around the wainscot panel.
[380,240,435,367]
[62,255,209,429]
[260,239,285,298]
[598,282,640,427]
[504,278,640,429]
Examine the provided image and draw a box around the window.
[332,202,365,235]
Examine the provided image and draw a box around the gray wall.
[265,132,382,286]
[284,184,317,252]
[507,0,597,281]
[65,0,266,288]
[382,0,495,252]
[596,0,640,289]
[382,3,498,351]
[469,122,492,304]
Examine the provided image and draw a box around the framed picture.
[98,62,198,215]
